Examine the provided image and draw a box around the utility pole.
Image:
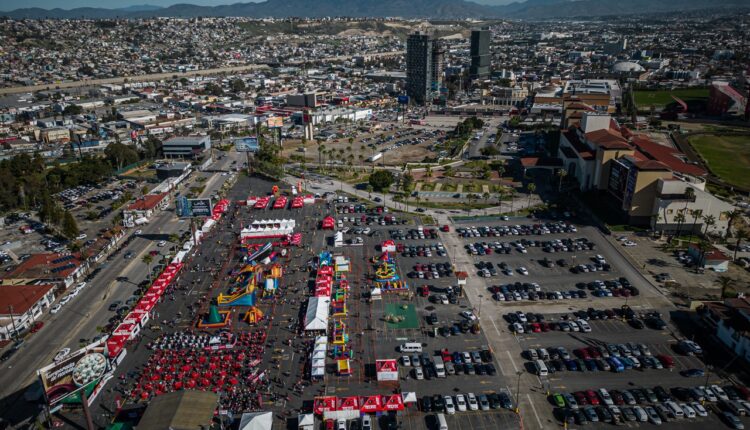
[7,305,19,341]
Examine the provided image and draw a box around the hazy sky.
[1,0,516,12]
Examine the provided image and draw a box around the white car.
[134,229,143,235]
[467,393,479,411]
[512,323,525,334]
[444,396,456,414]
[518,267,529,275]
[460,311,477,321]
[402,356,411,366]
[59,295,72,305]
[76,282,87,290]
[157,240,167,247]
[50,304,62,314]
[54,348,70,361]
[633,406,648,422]
[598,388,614,406]
[711,385,729,400]
[681,403,697,418]
[455,394,467,412]
[577,319,592,333]
[699,386,718,402]
[690,402,708,417]
[413,367,424,380]
[623,240,637,247]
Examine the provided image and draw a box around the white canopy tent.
[238,411,273,430]
[304,297,330,331]
[298,413,315,430]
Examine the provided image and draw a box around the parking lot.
[329,202,520,429]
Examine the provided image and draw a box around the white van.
[665,401,685,418]
[436,413,448,430]
[535,360,548,377]
[399,343,422,353]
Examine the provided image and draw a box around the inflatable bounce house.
[373,252,407,291]
[197,304,231,329]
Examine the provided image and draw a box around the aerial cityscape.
[0,1,749,430]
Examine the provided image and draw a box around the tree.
[142,254,154,282]
[717,275,734,299]
[61,210,79,239]
[556,168,567,192]
[230,79,246,93]
[673,211,686,242]
[480,146,500,157]
[527,183,537,208]
[105,142,139,171]
[734,230,748,261]
[369,170,394,192]
[366,184,374,199]
[702,214,716,238]
[443,165,453,178]
[724,209,742,238]
[687,209,703,244]
[317,141,325,169]
[401,173,414,193]
[62,104,83,116]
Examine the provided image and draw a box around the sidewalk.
[284,174,542,225]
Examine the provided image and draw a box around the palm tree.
[673,212,686,242]
[557,169,567,192]
[717,275,734,299]
[142,254,154,282]
[317,142,325,169]
[724,209,742,238]
[734,230,748,261]
[702,214,716,238]
[366,184,373,199]
[687,209,703,245]
[526,183,536,208]
[482,192,491,214]
[443,165,453,178]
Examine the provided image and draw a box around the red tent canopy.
[383,394,405,411]
[339,396,360,411]
[360,395,383,413]
[313,396,338,415]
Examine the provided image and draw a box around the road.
[0,150,242,416]
[0,51,404,96]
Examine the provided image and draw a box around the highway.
[0,50,404,96]
[0,151,242,414]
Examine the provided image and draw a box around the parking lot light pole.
[514,370,523,414]
[702,365,712,405]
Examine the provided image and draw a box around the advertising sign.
[186,198,213,217]
[235,137,259,153]
[607,159,629,202]
[397,95,409,105]
[266,116,283,128]
[375,359,399,381]
[37,339,111,406]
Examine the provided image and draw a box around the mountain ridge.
[2,0,747,20]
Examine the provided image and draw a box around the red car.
[587,346,602,358]
[540,322,551,332]
[441,225,450,232]
[657,354,674,368]
[30,321,44,333]
[575,348,590,360]
[574,391,589,406]
[531,323,541,333]
[586,390,600,405]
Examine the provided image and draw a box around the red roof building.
[3,253,85,288]
[0,284,56,340]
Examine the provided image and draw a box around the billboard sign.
[186,198,213,217]
[235,137,259,153]
[397,95,409,105]
[37,339,111,406]
[266,116,283,128]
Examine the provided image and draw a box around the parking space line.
[526,393,544,429]
[506,350,519,373]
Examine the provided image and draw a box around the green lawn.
[384,304,420,329]
[689,134,750,190]
[634,88,709,109]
